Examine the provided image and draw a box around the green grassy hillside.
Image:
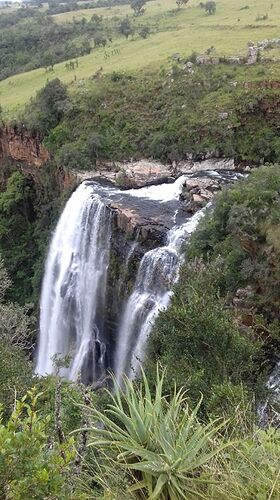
[1,0,280,116]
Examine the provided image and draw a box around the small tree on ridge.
[130,0,146,16]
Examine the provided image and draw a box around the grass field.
[1,0,280,117]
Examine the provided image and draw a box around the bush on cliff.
[186,163,280,371]
[145,259,260,415]
[24,79,69,135]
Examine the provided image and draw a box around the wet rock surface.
[85,166,243,249]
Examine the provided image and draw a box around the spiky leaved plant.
[86,369,231,499]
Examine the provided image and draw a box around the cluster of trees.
[0,10,110,80]
[118,15,150,39]
[35,64,280,170]
[0,0,156,81]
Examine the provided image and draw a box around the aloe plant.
[87,369,230,499]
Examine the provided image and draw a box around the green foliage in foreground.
[0,388,76,500]
[85,369,280,499]
[87,370,228,499]
[0,389,74,500]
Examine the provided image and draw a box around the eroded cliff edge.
[0,125,50,168]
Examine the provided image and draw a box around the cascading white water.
[259,361,280,427]
[37,169,237,385]
[114,207,206,384]
[35,182,111,383]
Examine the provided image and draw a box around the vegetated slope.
[1,0,280,115]
[0,7,113,81]
[146,165,280,417]
[21,64,280,168]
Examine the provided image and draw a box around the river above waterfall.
[35,169,242,384]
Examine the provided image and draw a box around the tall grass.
[81,369,280,499]
[85,369,231,499]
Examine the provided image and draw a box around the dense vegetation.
[21,65,280,169]
[0,160,71,303]
[0,7,113,80]
[147,165,280,417]
[0,0,280,497]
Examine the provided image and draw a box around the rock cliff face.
[0,125,50,167]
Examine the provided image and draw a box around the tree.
[203,1,217,15]
[130,0,146,16]
[56,143,83,169]
[94,35,107,47]
[24,78,69,134]
[176,0,189,10]
[87,132,103,165]
[118,16,133,39]
[43,50,55,71]
[139,25,150,38]
[81,38,91,55]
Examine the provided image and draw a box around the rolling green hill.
[1,0,280,117]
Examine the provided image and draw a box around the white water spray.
[36,182,111,382]
[114,207,206,384]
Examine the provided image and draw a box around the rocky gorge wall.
[0,125,50,168]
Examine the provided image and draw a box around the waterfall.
[114,208,206,383]
[36,171,227,385]
[259,361,280,427]
[35,182,111,383]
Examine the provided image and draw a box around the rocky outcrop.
[0,125,50,167]
[110,201,168,247]
[76,160,172,189]
[247,38,280,65]
[177,157,235,173]
[180,177,221,213]
[76,158,240,189]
